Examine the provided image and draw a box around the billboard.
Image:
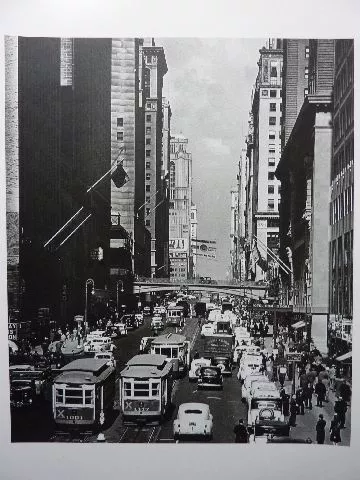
[169,238,188,252]
[192,239,217,259]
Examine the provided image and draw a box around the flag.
[111,162,129,188]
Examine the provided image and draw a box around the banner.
[169,238,188,252]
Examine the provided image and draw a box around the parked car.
[143,306,151,316]
[173,403,213,441]
[151,316,164,331]
[135,313,144,326]
[121,314,138,331]
[197,366,223,390]
[189,358,211,382]
[112,322,128,337]
[201,323,215,338]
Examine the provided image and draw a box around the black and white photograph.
[4,35,353,447]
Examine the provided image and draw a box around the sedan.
[173,403,213,441]
[197,366,223,390]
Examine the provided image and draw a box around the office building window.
[269,148,275,155]
[268,158,276,167]
[146,161,151,169]
[305,67,309,79]
[117,118,123,127]
[146,138,151,145]
[305,46,310,58]
[145,220,150,226]
[280,103,282,112]
[270,90,277,97]
[146,196,150,202]
[268,200,275,210]
[262,89,269,96]
[146,102,151,109]
[268,185,275,194]
[146,185,150,192]
[117,131,123,141]
[269,116,276,126]
[146,127,151,134]
[146,173,151,180]
[146,150,151,157]
[146,208,150,216]
[270,103,276,112]
[304,88,309,97]
[268,172,275,181]
[269,131,276,140]
[146,114,151,122]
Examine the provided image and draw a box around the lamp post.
[85,278,95,336]
[116,280,124,313]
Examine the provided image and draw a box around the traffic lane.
[157,372,246,443]
[96,317,198,442]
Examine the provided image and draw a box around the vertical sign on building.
[60,38,73,86]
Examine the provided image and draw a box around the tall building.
[230,187,239,280]
[190,203,198,279]
[251,39,283,281]
[141,41,168,278]
[276,39,335,354]
[5,36,155,334]
[169,134,193,281]
[328,40,354,358]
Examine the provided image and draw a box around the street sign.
[286,352,302,362]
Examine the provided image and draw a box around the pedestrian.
[339,380,351,404]
[329,414,341,445]
[304,382,314,410]
[315,379,326,407]
[329,365,336,391]
[233,419,248,443]
[278,365,287,387]
[334,396,347,429]
[289,395,298,427]
[296,387,305,415]
[316,414,326,444]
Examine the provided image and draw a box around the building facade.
[251,39,283,281]
[190,203,198,279]
[276,39,335,354]
[169,134,193,281]
[230,187,239,280]
[328,39,354,357]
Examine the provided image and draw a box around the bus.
[120,354,173,424]
[166,306,184,327]
[150,333,190,378]
[52,358,116,432]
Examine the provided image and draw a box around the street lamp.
[116,280,124,312]
[85,278,95,336]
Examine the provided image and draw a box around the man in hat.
[316,414,326,444]
[233,419,248,443]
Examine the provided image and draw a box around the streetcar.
[166,306,184,327]
[150,333,190,377]
[52,358,116,432]
[119,354,173,424]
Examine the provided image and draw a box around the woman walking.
[330,414,342,446]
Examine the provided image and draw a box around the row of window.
[329,230,353,316]
[269,116,283,126]
[333,94,353,147]
[332,136,354,181]
[269,103,283,112]
[330,185,354,225]
[267,199,281,211]
[334,54,354,105]
[268,185,280,195]
[262,89,282,98]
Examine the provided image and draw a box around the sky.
[158,38,265,280]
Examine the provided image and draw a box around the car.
[201,323,215,338]
[237,358,263,382]
[213,356,233,376]
[135,313,144,325]
[241,372,268,401]
[197,366,223,390]
[121,314,138,330]
[247,393,287,435]
[112,322,128,337]
[10,378,36,408]
[243,377,274,403]
[84,337,112,353]
[94,351,116,367]
[143,306,151,316]
[189,358,211,381]
[87,330,107,342]
[173,403,213,440]
[151,316,164,331]
[249,381,278,403]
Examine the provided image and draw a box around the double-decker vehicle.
[52,358,116,431]
[166,306,184,327]
[150,333,190,378]
[120,354,173,424]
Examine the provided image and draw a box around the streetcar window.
[64,388,84,405]
[151,382,160,396]
[55,387,64,404]
[154,348,161,355]
[171,348,179,358]
[161,348,172,358]
[84,389,94,405]
[124,382,132,397]
[133,382,150,397]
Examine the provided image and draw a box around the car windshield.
[184,409,203,414]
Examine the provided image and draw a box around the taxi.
[173,403,213,441]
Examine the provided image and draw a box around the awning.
[336,351,352,362]
[292,320,306,329]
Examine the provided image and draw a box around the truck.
[203,334,234,376]
[194,302,207,318]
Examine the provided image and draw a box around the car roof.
[179,402,209,413]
